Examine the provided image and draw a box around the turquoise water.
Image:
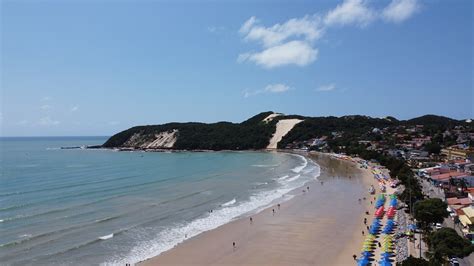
[0,137,319,265]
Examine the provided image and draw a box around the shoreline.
[138,151,378,266]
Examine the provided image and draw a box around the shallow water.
[0,137,319,265]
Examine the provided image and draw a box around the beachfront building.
[459,206,474,240]
[441,146,474,161]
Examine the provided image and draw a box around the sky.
[1,0,473,136]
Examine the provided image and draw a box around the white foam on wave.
[104,154,321,266]
[99,234,114,240]
[251,164,279,168]
[285,174,301,183]
[221,198,236,207]
[290,154,308,173]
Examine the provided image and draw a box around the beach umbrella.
[361,251,374,257]
[379,260,392,266]
[357,257,370,266]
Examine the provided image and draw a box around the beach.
[139,152,379,266]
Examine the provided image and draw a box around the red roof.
[431,171,467,181]
[447,197,472,206]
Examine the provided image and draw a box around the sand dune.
[267,119,303,149]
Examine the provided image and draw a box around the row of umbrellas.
[374,194,386,209]
[357,194,398,266]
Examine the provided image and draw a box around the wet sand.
[139,151,378,266]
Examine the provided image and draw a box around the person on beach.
[272,209,275,215]
[307,186,310,191]
[233,242,236,250]
[353,254,357,260]
[277,203,280,210]
[364,218,367,224]
[366,225,369,230]
[366,211,369,215]
[250,217,253,224]
[362,231,365,235]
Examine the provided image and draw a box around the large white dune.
[267,119,303,149]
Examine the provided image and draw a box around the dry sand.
[139,152,379,266]
[266,119,303,149]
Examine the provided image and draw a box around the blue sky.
[1,0,472,136]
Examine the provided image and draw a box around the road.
[417,176,474,266]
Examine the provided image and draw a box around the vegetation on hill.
[103,113,277,150]
[103,112,466,151]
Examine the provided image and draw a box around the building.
[441,146,474,161]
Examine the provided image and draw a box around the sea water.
[0,137,320,265]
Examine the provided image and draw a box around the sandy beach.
[138,151,379,266]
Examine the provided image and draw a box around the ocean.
[0,137,320,265]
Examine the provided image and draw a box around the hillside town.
[288,120,474,265]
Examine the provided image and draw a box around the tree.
[397,256,429,266]
[414,198,449,231]
[424,142,441,155]
[427,228,474,263]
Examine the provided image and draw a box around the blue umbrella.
[357,257,369,266]
[361,251,374,257]
[379,261,392,266]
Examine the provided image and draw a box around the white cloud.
[316,83,337,92]
[239,41,318,68]
[382,0,419,23]
[238,0,421,69]
[41,96,52,101]
[38,116,60,126]
[264,83,291,93]
[40,104,52,111]
[240,15,323,48]
[238,15,322,68]
[240,16,259,35]
[244,83,292,97]
[324,0,375,27]
[70,106,79,112]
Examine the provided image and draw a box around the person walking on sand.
[353,254,357,260]
[277,203,280,210]
[362,230,365,235]
[272,209,275,216]
[307,186,310,191]
[250,217,253,224]
[233,242,236,250]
